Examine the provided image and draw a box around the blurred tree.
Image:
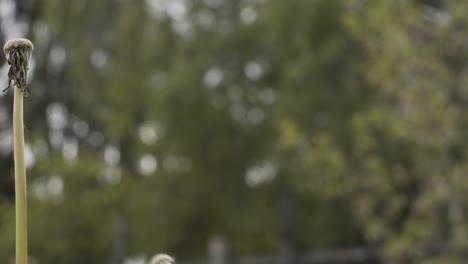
[342,0,468,263]
[0,0,468,263]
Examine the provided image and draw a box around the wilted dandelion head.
[3,38,34,97]
[4,38,33,56]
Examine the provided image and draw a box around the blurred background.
[0,0,466,263]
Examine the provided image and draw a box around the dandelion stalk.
[13,82,27,264]
[4,38,33,264]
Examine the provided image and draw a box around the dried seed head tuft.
[3,38,34,97]
[4,38,34,55]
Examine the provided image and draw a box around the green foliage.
[0,0,468,263]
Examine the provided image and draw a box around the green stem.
[13,87,27,264]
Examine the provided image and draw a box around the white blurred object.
[149,254,175,264]
[209,235,226,264]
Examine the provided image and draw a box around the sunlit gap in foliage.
[104,145,121,184]
[48,45,67,74]
[146,0,191,36]
[33,175,64,201]
[136,122,162,177]
[138,153,192,176]
[245,161,277,187]
[195,0,259,31]
[204,67,223,90]
[139,154,158,176]
[90,49,108,69]
[204,61,274,128]
[138,122,162,145]
[240,5,257,24]
[244,61,263,81]
[46,102,106,166]
[47,103,68,149]
[62,137,78,162]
